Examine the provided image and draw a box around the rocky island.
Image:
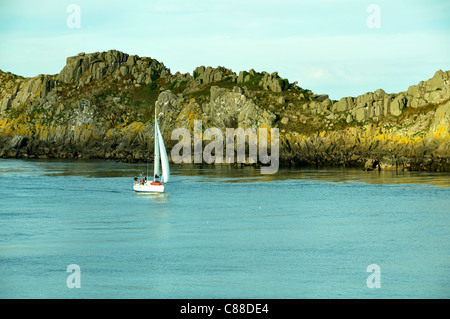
[0,50,449,171]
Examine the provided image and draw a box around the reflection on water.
[134,192,170,204]
[0,158,449,187]
[272,168,450,187]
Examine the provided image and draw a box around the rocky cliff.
[0,50,449,171]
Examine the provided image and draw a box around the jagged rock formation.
[56,50,167,84]
[0,50,449,171]
[302,70,450,123]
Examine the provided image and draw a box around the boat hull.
[133,183,165,193]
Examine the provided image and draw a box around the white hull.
[133,182,165,193]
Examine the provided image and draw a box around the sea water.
[0,159,449,298]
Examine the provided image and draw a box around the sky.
[0,0,449,100]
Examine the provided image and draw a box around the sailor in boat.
[152,174,162,185]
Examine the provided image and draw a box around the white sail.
[133,110,169,193]
[157,122,170,183]
[153,117,160,180]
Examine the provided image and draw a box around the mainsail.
[154,113,170,183]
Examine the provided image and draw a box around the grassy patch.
[398,98,449,121]
[166,80,178,91]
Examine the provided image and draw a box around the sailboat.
[133,110,170,193]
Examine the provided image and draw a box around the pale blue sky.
[1,0,449,99]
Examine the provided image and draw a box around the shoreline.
[1,149,448,172]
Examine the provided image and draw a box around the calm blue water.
[0,159,449,298]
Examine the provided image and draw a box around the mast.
[153,108,160,181]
